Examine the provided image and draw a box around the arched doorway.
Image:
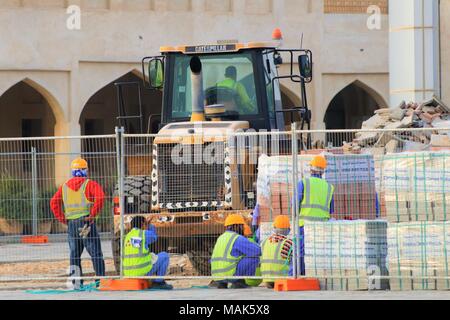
[80,71,162,135]
[0,80,59,234]
[0,81,57,177]
[324,81,383,146]
[0,81,56,138]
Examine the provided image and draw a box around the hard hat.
[243,224,252,237]
[310,155,327,170]
[273,215,290,229]
[224,214,245,227]
[71,158,88,170]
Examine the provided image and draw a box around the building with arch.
[0,0,448,138]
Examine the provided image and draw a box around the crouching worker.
[123,216,173,290]
[243,224,262,287]
[210,214,261,289]
[261,215,293,289]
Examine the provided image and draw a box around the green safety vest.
[62,179,92,220]
[299,177,334,227]
[211,232,242,279]
[217,78,238,91]
[123,228,153,277]
[260,238,290,282]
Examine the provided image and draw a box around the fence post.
[31,147,38,236]
[115,127,126,278]
[291,123,299,279]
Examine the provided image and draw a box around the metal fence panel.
[0,135,118,286]
[0,127,449,291]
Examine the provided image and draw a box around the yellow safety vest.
[123,228,153,277]
[211,232,242,279]
[299,177,334,227]
[62,179,92,220]
[260,238,290,282]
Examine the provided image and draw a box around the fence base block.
[99,279,150,291]
[274,279,320,291]
[21,236,48,244]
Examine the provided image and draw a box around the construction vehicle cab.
[112,36,313,275]
[146,42,312,131]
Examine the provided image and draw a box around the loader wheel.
[116,176,152,213]
[186,238,215,276]
[112,233,121,274]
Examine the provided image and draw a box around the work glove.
[78,224,91,239]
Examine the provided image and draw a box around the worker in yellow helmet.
[295,155,334,275]
[209,214,261,289]
[50,158,106,289]
[260,215,293,288]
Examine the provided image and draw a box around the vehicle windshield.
[170,52,259,120]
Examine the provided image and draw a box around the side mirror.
[149,58,164,89]
[298,54,312,80]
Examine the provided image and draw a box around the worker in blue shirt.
[123,216,172,289]
[251,202,261,244]
[292,155,334,276]
[210,214,261,289]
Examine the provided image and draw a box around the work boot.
[208,280,228,289]
[230,280,249,289]
[265,282,275,289]
[151,281,173,290]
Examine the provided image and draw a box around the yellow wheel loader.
[112,34,313,275]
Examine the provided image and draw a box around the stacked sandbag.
[304,220,389,290]
[377,152,450,223]
[387,221,450,290]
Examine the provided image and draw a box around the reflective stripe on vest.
[211,232,241,277]
[299,177,334,225]
[123,228,153,276]
[260,238,290,279]
[62,179,92,220]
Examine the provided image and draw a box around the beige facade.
[0,0,446,138]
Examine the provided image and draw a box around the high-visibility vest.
[299,177,334,227]
[62,179,92,220]
[123,228,153,277]
[217,78,238,91]
[211,232,242,279]
[260,238,290,281]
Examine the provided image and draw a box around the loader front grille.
[156,142,226,208]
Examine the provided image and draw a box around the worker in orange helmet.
[50,157,106,289]
[294,155,334,276]
[260,215,293,288]
[210,214,261,289]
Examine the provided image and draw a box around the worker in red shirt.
[50,158,105,288]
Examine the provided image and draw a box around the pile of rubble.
[347,97,450,154]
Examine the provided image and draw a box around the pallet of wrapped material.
[436,269,450,290]
[388,266,444,291]
[379,152,450,195]
[387,221,450,290]
[303,220,388,290]
[256,153,378,222]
